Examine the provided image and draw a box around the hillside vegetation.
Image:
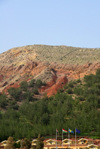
[0,45,100,66]
[0,69,100,141]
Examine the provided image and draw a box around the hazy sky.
[0,0,100,53]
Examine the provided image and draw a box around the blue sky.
[0,0,100,53]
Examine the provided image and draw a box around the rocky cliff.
[0,45,100,96]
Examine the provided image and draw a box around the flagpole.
[62,129,63,148]
[67,128,68,149]
[68,128,69,148]
[69,129,70,149]
[75,128,76,149]
[68,128,69,149]
[56,129,57,149]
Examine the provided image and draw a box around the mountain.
[0,44,100,96]
[0,45,100,140]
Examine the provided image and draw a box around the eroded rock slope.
[0,45,100,96]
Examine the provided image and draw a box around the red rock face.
[39,73,68,97]
[0,75,3,82]
[0,63,100,97]
[0,61,100,96]
[3,83,20,94]
[46,75,68,97]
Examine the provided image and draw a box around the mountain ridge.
[0,44,100,96]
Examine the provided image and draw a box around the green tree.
[20,81,28,91]
[8,87,21,101]
[35,79,43,88]
[23,91,34,101]
[32,88,39,95]
[29,79,35,87]
[0,94,8,108]
[36,134,44,149]
[67,88,73,94]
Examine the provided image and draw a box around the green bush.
[28,79,35,87]
[35,79,45,88]
[77,79,81,83]
[10,104,19,110]
[96,68,100,76]
[0,94,8,108]
[20,81,28,91]
[23,91,34,101]
[67,88,73,94]
[0,99,8,108]
[79,96,85,101]
[32,88,39,95]
[74,86,83,95]
[64,83,68,89]
[8,88,22,101]
[84,74,95,87]
[68,81,74,88]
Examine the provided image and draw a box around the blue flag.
[76,128,80,133]
[69,129,74,133]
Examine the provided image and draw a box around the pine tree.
[36,134,44,149]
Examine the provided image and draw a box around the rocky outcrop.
[46,75,68,97]
[3,82,20,94]
[0,75,3,82]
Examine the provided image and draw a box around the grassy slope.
[0,45,100,66]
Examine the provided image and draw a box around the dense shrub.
[77,79,81,83]
[32,88,39,95]
[28,79,35,87]
[67,88,73,94]
[20,81,28,91]
[0,94,8,108]
[68,81,74,88]
[8,88,22,101]
[74,86,83,95]
[79,96,85,101]
[84,74,96,87]
[35,79,46,88]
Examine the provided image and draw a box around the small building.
[86,144,98,149]
[87,139,94,144]
[0,140,7,147]
[16,140,21,143]
[31,139,37,146]
[62,138,72,145]
[78,138,88,144]
[44,139,61,146]
[31,139,37,149]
